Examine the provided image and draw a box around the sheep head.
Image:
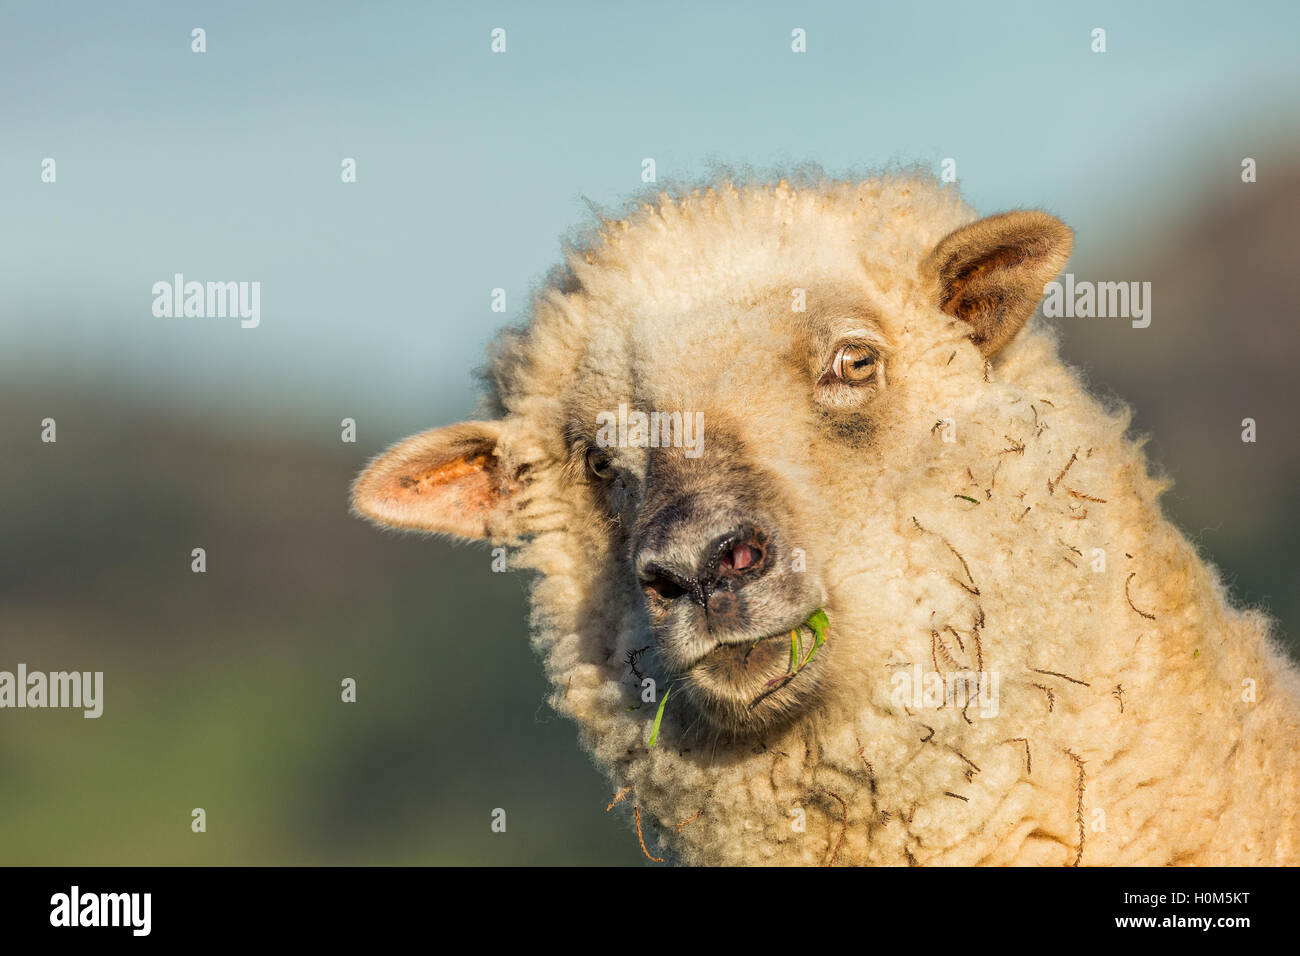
[351,178,1073,741]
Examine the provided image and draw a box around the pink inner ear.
[397,453,490,494]
[385,452,498,518]
[353,421,514,538]
[354,443,510,539]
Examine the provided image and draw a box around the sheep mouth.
[694,631,795,684]
[688,616,826,704]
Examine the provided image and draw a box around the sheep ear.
[922,210,1073,357]
[351,421,523,540]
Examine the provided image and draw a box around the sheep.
[352,170,1300,865]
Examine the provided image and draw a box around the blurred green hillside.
[0,391,640,864]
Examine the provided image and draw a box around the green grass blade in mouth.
[808,608,829,644]
[768,609,831,687]
[798,608,830,668]
[648,686,672,748]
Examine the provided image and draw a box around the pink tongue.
[729,544,755,571]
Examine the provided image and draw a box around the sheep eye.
[585,447,614,479]
[831,344,878,384]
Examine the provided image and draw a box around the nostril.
[637,526,771,608]
[712,529,768,581]
[640,564,688,602]
[721,542,760,573]
[645,575,685,601]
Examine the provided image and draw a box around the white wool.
[465,172,1300,865]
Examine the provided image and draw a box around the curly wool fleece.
[355,172,1300,865]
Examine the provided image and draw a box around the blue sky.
[3,0,1296,432]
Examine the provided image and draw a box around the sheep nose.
[638,526,770,608]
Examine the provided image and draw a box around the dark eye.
[585,447,614,479]
[831,344,878,384]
